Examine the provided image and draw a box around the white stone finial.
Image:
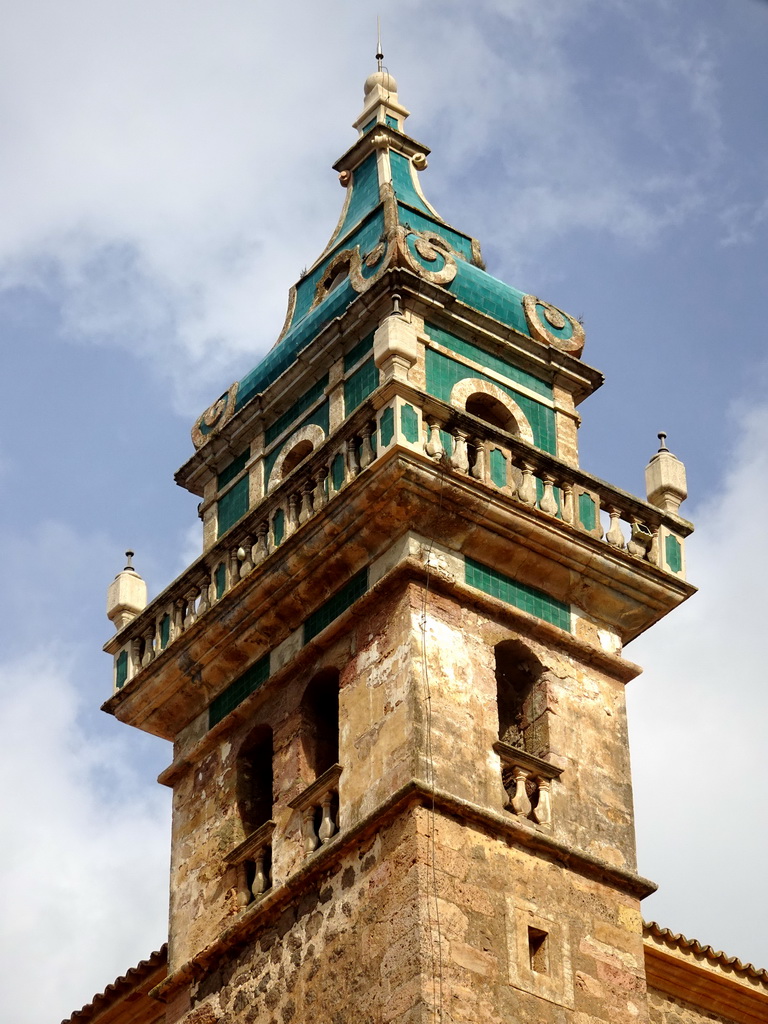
[364,70,398,97]
[354,37,408,135]
[645,432,688,515]
[373,296,418,382]
[107,550,147,631]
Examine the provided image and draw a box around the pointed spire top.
[376,15,384,73]
[361,17,398,110]
[124,549,135,571]
[657,431,669,453]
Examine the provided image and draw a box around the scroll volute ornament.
[191,382,238,450]
[523,295,585,357]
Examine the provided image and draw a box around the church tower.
[104,66,695,1024]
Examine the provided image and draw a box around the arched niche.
[494,640,549,758]
[236,724,274,837]
[450,378,534,443]
[268,422,326,493]
[300,669,340,780]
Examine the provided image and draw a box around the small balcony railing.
[288,764,343,855]
[226,819,275,908]
[494,741,563,828]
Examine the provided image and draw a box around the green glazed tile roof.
[236,277,356,411]
[390,150,431,215]
[230,85,550,419]
[447,260,530,337]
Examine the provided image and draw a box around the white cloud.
[0,649,170,1024]
[0,0,729,415]
[629,402,768,968]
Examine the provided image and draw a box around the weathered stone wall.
[648,986,740,1024]
[168,585,421,971]
[166,569,643,1015]
[177,814,426,1024]
[415,807,649,1024]
[173,802,649,1024]
[413,585,638,871]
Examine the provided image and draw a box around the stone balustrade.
[106,391,691,693]
[226,820,275,908]
[421,406,688,578]
[493,741,563,828]
[288,764,343,855]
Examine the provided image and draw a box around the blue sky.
[1,2,767,1019]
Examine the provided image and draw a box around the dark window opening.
[237,725,273,837]
[301,669,340,779]
[281,439,314,479]
[495,640,547,757]
[323,262,350,295]
[528,926,549,974]
[465,393,518,433]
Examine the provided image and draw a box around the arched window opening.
[465,392,518,434]
[301,669,340,779]
[495,641,547,757]
[322,261,350,296]
[236,725,274,837]
[281,439,314,478]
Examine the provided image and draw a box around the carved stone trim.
[288,763,343,812]
[267,423,327,493]
[191,382,238,450]
[493,741,563,779]
[225,820,276,865]
[271,285,298,350]
[449,378,535,444]
[397,228,457,285]
[523,294,585,357]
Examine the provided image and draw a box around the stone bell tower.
[104,65,695,1024]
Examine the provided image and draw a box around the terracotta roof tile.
[61,944,168,1024]
[644,920,768,986]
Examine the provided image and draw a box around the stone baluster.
[605,507,626,549]
[238,537,254,578]
[518,462,537,507]
[129,636,142,679]
[197,573,212,614]
[540,475,559,516]
[317,792,337,845]
[235,864,251,911]
[346,437,360,478]
[228,548,240,590]
[299,479,314,525]
[425,420,445,460]
[301,808,318,854]
[313,466,329,511]
[450,429,470,474]
[183,586,200,629]
[253,521,270,566]
[153,616,163,654]
[471,439,486,482]
[627,519,653,560]
[286,493,300,537]
[533,777,552,826]
[509,766,533,818]
[251,848,270,897]
[647,527,660,566]
[560,482,574,525]
[172,598,185,641]
[359,422,376,469]
[141,628,156,667]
